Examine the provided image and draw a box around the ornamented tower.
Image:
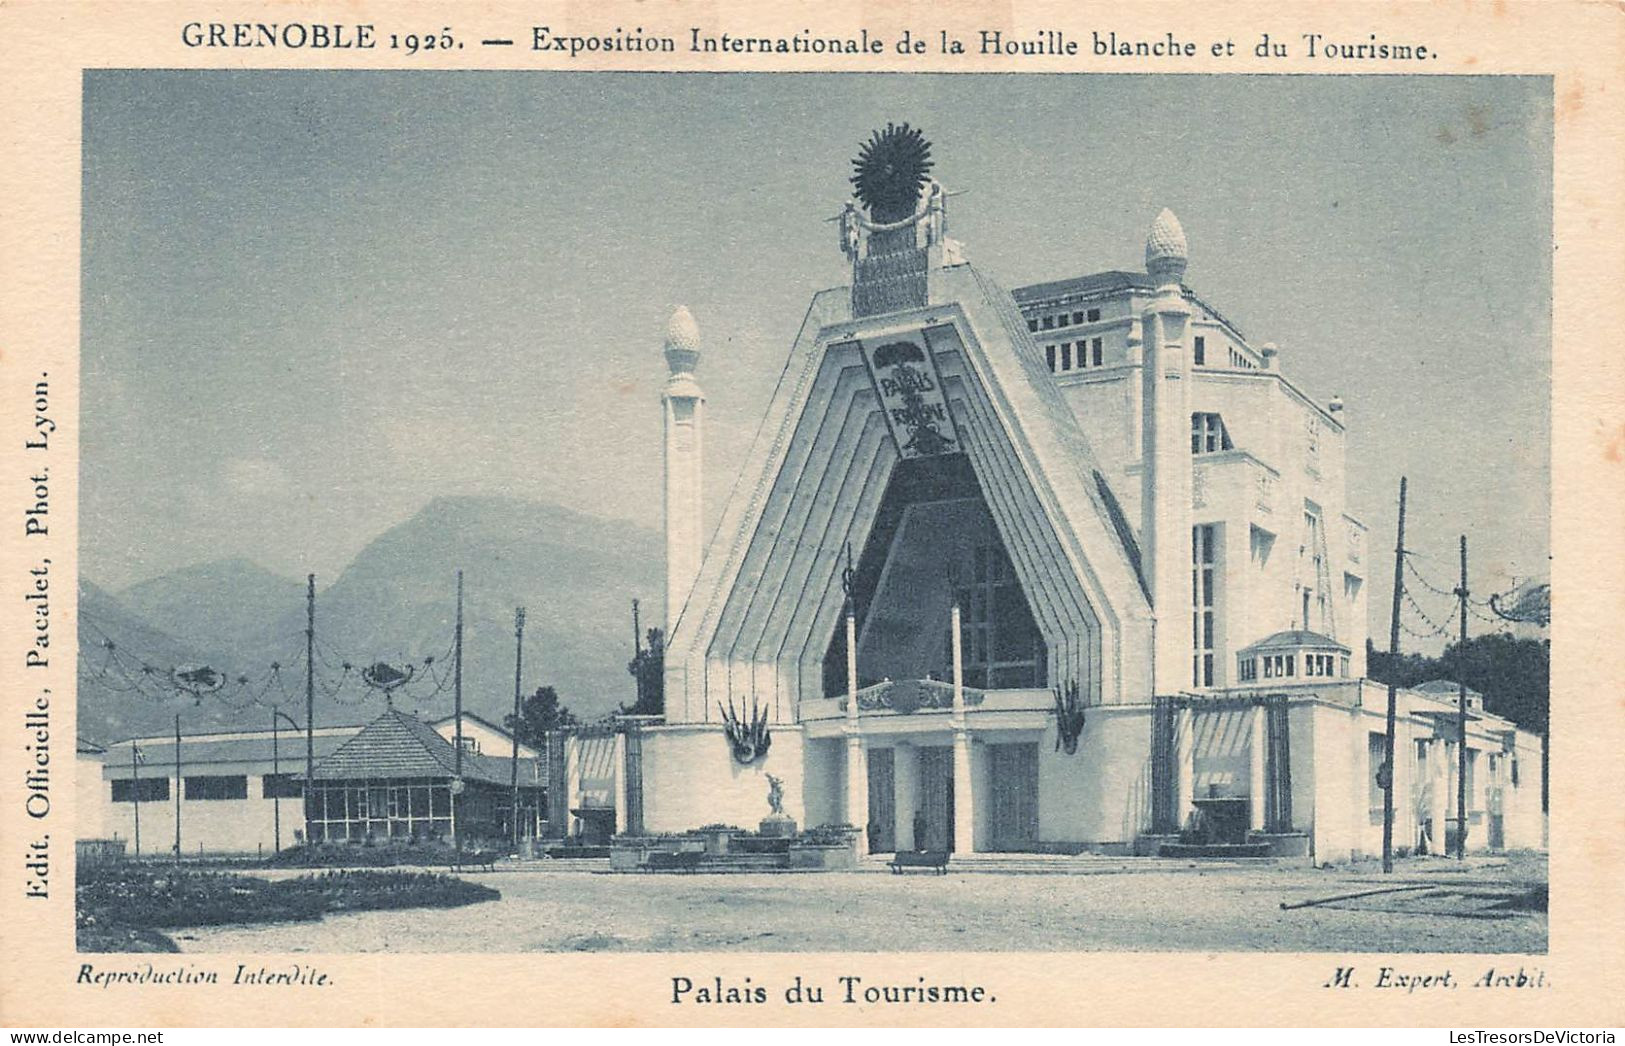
[1139,208,1195,694]
[662,306,705,636]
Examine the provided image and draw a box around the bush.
[77,865,499,952]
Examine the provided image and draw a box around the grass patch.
[78,865,500,952]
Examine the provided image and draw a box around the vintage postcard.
[0,0,1621,1030]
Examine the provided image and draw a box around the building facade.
[91,711,548,855]
[631,146,1543,861]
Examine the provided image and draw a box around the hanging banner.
[857,329,960,458]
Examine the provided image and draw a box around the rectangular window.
[1027,318,1038,333]
[1087,308,1100,322]
[1072,310,1085,325]
[262,773,303,799]
[185,774,248,801]
[1191,413,1232,455]
[1194,335,1206,366]
[1238,658,1256,682]
[1192,525,1216,687]
[1060,343,1072,371]
[1042,315,1054,330]
[950,543,1046,690]
[111,777,168,803]
[1285,655,1295,677]
[1092,338,1103,367]
[1056,312,1069,328]
[1045,345,1056,372]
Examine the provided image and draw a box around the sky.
[81,71,1552,649]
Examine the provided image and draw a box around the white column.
[1428,738,1449,855]
[1175,704,1195,829]
[1249,703,1267,831]
[845,608,867,852]
[950,601,975,854]
[1140,210,1194,696]
[663,307,705,642]
[845,736,868,845]
[952,732,975,855]
[611,732,628,835]
[893,742,918,851]
[563,737,580,839]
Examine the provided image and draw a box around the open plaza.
[170,852,1547,954]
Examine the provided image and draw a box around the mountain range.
[78,496,662,744]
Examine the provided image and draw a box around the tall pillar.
[611,732,628,835]
[563,736,580,840]
[845,735,868,850]
[663,306,706,639]
[1140,209,1195,696]
[1428,738,1449,855]
[893,742,918,851]
[844,607,867,853]
[952,731,975,854]
[1249,703,1267,831]
[950,601,975,854]
[1175,703,1195,830]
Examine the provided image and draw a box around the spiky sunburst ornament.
[850,122,934,223]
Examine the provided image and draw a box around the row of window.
[1027,307,1101,334]
[1236,651,1351,682]
[1046,338,1104,373]
[110,773,304,803]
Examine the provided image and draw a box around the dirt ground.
[174,852,1547,954]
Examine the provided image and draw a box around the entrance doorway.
[866,748,896,853]
[989,742,1040,851]
[916,747,955,852]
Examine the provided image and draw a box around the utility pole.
[1455,534,1470,861]
[173,713,182,863]
[305,574,316,844]
[453,570,464,855]
[511,606,526,847]
[272,707,281,854]
[631,599,643,711]
[130,744,141,857]
[1380,477,1407,874]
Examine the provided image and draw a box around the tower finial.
[664,305,702,378]
[1145,208,1188,286]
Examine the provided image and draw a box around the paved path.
[175,853,1546,953]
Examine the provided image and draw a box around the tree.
[504,685,576,749]
[1368,633,1550,813]
[624,627,664,716]
[1367,634,1548,735]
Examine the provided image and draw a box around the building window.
[1192,524,1216,688]
[1368,732,1388,822]
[1087,308,1100,322]
[306,778,456,844]
[1056,312,1069,328]
[1238,657,1257,682]
[111,777,168,803]
[1027,319,1038,333]
[1042,315,1054,330]
[1092,338,1103,367]
[1060,343,1072,371]
[262,773,304,799]
[950,545,1046,690]
[1045,345,1056,372]
[457,736,481,755]
[185,775,248,801]
[1191,413,1233,454]
[1072,310,1085,325]
[1194,335,1206,366]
